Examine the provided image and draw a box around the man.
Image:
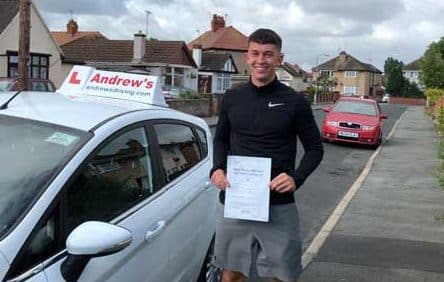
[210,28,324,282]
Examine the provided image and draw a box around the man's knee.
[222,269,247,282]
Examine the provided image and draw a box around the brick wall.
[167,98,210,117]
[389,97,426,105]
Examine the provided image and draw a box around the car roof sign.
[57,65,167,107]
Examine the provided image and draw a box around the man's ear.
[278,52,284,65]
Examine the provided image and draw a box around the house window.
[7,52,18,77]
[320,70,334,77]
[31,55,49,79]
[345,71,357,78]
[216,73,230,92]
[343,86,357,96]
[7,52,49,79]
[164,67,184,87]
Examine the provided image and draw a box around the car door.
[36,124,174,281]
[151,121,217,282]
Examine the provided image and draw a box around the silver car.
[0,91,218,282]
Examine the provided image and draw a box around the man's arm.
[288,97,324,188]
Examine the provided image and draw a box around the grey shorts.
[214,202,302,281]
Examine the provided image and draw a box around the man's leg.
[222,269,247,282]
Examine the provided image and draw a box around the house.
[0,0,64,86]
[403,58,424,89]
[57,32,198,91]
[188,14,249,85]
[51,19,107,46]
[276,62,308,92]
[191,44,238,94]
[313,51,383,97]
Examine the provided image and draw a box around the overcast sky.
[34,0,443,71]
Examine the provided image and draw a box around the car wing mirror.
[322,107,331,112]
[61,221,133,281]
[66,221,132,256]
[380,114,388,119]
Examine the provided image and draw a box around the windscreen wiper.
[0,90,23,110]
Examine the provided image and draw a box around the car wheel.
[197,237,221,282]
[371,134,382,149]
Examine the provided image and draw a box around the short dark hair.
[248,28,282,51]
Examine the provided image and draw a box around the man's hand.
[210,169,230,190]
[269,173,297,193]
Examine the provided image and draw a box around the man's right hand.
[210,169,229,190]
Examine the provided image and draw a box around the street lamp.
[145,10,152,38]
[314,54,329,104]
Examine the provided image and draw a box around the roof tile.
[0,0,19,35]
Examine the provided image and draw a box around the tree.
[402,81,424,98]
[420,37,444,89]
[316,75,338,94]
[383,57,405,96]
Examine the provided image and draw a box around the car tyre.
[197,236,221,282]
[371,134,382,149]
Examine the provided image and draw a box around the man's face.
[245,41,283,86]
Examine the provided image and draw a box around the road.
[296,103,407,251]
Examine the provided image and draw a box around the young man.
[210,28,324,282]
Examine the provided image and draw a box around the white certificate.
[224,155,271,222]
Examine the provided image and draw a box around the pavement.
[299,106,444,282]
[205,106,444,282]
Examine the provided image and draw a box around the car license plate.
[338,131,359,138]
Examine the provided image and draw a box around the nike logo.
[268,102,285,108]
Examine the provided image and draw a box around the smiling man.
[210,29,324,282]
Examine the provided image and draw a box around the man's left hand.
[269,173,297,193]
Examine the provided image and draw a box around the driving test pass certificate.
[224,156,271,222]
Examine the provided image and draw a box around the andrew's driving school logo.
[69,71,154,89]
[59,66,167,106]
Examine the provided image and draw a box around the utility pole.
[18,0,31,90]
[145,10,151,38]
[314,54,329,104]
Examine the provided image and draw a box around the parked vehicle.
[322,96,388,148]
[0,77,56,92]
[381,93,391,103]
[0,67,218,282]
[162,85,199,99]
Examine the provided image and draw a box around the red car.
[322,97,388,148]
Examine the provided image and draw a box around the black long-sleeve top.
[210,78,324,205]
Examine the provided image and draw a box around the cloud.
[33,0,128,16]
[295,0,406,22]
[33,0,443,71]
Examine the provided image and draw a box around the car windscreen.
[333,100,377,116]
[0,116,87,238]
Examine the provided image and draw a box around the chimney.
[133,31,146,62]
[66,19,78,35]
[192,44,202,68]
[339,51,347,62]
[211,14,225,32]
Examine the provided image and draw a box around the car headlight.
[327,121,339,127]
[362,125,374,130]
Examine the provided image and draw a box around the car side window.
[6,206,60,280]
[153,123,202,182]
[196,128,208,158]
[66,126,154,234]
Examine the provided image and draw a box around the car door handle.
[145,220,166,242]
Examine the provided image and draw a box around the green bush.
[425,88,444,107]
[180,90,201,99]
